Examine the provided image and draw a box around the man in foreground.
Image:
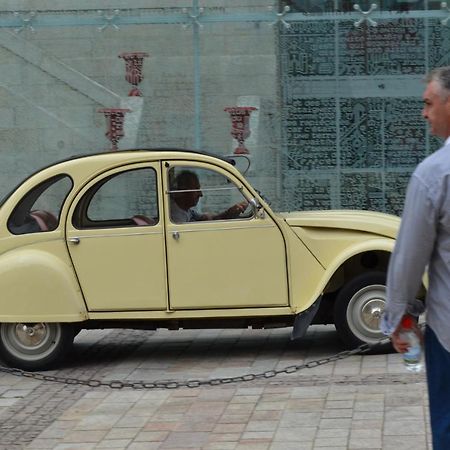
[381,66,450,449]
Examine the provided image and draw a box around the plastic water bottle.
[400,315,423,373]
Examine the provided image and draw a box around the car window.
[168,166,251,224]
[8,175,72,234]
[73,167,158,229]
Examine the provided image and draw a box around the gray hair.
[425,66,450,99]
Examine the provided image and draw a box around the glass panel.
[429,19,450,68]
[78,168,158,228]
[8,175,72,234]
[0,22,194,197]
[279,13,438,215]
[200,21,282,208]
[339,19,426,76]
[168,166,251,223]
[0,3,448,219]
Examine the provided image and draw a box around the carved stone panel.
[285,98,337,171]
[279,15,435,216]
[339,19,425,76]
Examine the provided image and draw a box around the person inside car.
[169,170,248,223]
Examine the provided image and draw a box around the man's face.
[422,80,450,138]
[184,178,202,209]
[173,176,203,211]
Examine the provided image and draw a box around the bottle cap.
[401,315,414,329]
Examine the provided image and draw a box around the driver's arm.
[213,200,248,220]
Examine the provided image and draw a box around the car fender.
[0,247,87,322]
[290,237,395,314]
[316,237,395,297]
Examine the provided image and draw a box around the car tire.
[334,271,390,351]
[0,322,74,371]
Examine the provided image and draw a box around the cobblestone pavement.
[0,325,431,449]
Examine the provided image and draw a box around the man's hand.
[390,316,423,353]
[224,201,249,219]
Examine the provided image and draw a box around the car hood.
[280,210,400,239]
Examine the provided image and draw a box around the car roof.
[52,148,232,168]
[0,148,235,206]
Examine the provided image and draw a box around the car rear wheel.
[334,272,389,350]
[0,322,74,371]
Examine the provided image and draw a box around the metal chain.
[0,337,390,390]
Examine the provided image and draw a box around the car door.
[164,161,289,310]
[66,163,167,311]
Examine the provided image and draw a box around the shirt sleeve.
[380,173,436,335]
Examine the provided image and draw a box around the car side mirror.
[249,198,265,219]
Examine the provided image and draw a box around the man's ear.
[444,96,450,113]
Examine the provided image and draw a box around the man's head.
[423,67,450,138]
[172,170,203,211]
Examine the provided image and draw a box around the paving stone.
[349,437,382,449]
[241,431,274,440]
[160,431,210,448]
[203,443,237,449]
[351,419,383,430]
[53,444,96,450]
[279,411,321,427]
[351,429,381,440]
[133,430,169,442]
[256,401,288,411]
[383,420,426,436]
[0,326,433,449]
[321,408,353,419]
[251,410,282,421]
[316,428,349,439]
[273,426,317,442]
[74,414,122,431]
[104,427,141,439]
[95,438,132,448]
[315,436,348,447]
[62,430,108,443]
[319,417,352,429]
[384,434,428,449]
[219,413,253,424]
[127,443,161,450]
[269,442,313,449]
[235,440,271,449]
[114,415,149,428]
[213,423,246,433]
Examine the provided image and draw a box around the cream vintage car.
[0,149,402,370]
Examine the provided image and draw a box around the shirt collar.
[445,136,450,146]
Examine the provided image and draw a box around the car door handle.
[68,237,80,245]
[172,231,180,241]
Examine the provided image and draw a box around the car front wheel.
[0,322,74,371]
[334,272,388,350]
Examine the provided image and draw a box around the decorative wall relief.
[98,108,131,151]
[118,52,149,97]
[279,15,432,216]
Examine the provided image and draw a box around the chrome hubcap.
[360,298,385,330]
[347,285,386,344]
[16,323,48,347]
